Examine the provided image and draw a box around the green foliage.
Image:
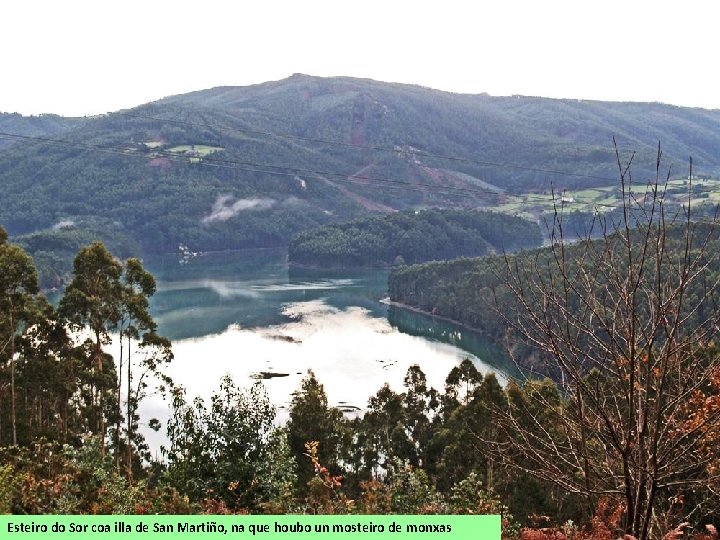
[164,376,296,511]
[3,209,720,528]
[0,227,53,447]
[287,371,346,491]
[388,222,720,375]
[0,438,193,514]
[3,76,720,259]
[386,460,445,514]
[388,255,509,344]
[0,112,81,152]
[288,209,542,267]
[14,221,139,289]
[59,242,124,340]
[0,463,20,513]
[50,437,148,514]
[58,242,124,449]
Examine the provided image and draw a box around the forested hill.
[2,74,720,255]
[0,112,82,151]
[388,222,720,370]
[288,209,542,267]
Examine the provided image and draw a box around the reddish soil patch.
[148,157,172,169]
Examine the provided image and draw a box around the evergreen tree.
[117,257,172,478]
[402,365,439,467]
[165,376,296,510]
[0,227,41,445]
[286,371,345,491]
[59,242,124,455]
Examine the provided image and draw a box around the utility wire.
[118,109,717,179]
[0,130,712,214]
[118,110,624,183]
[0,130,514,200]
[0,129,625,210]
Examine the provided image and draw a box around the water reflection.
[137,248,514,451]
[161,299,499,409]
[140,298,506,452]
[387,306,520,379]
[142,248,513,381]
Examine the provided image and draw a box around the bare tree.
[494,141,720,539]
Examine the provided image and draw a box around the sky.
[2,0,719,116]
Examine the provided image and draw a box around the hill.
[288,209,542,267]
[387,218,720,372]
[0,112,83,151]
[1,74,719,255]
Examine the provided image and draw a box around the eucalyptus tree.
[165,377,296,510]
[117,257,172,478]
[59,243,172,469]
[0,227,41,445]
[59,242,123,454]
[361,383,409,474]
[13,297,78,445]
[402,364,439,468]
[442,357,483,415]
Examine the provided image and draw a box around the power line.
[118,110,624,183]
[0,130,712,215]
[0,130,551,202]
[119,109,719,180]
[0,130,507,200]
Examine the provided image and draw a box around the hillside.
[0,112,83,151]
[288,209,542,267]
[388,219,720,373]
[1,74,720,254]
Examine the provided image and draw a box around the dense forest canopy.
[2,75,720,259]
[288,209,542,268]
[0,227,577,521]
[0,112,82,151]
[389,221,720,369]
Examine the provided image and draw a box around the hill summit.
[1,75,719,254]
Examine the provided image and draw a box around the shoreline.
[288,260,394,271]
[380,297,491,337]
[381,297,525,380]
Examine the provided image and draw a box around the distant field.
[495,178,720,220]
[166,144,224,156]
[142,140,164,149]
[141,142,224,158]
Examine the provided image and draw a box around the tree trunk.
[10,307,16,446]
[95,330,105,456]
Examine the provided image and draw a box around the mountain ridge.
[1,74,719,260]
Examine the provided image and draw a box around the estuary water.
[138,248,512,449]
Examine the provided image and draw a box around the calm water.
[137,248,513,449]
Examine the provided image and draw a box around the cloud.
[52,219,75,229]
[201,195,276,224]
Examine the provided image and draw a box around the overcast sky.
[2,0,718,116]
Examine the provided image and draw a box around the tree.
[361,383,410,474]
[495,144,720,537]
[59,242,123,455]
[165,376,296,511]
[443,357,483,411]
[0,227,42,446]
[432,370,504,493]
[402,364,439,468]
[286,371,345,491]
[12,298,77,445]
[117,257,172,479]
